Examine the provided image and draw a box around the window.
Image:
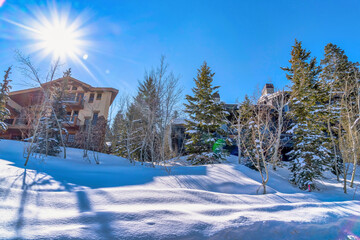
[89,93,95,103]
[4,119,14,125]
[92,113,98,125]
[71,111,79,122]
[64,93,76,102]
[76,93,84,102]
[96,93,102,100]
[72,86,78,91]
[68,134,75,143]
[15,118,27,125]
[84,117,90,126]
[66,112,72,121]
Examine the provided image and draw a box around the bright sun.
[3,4,90,62]
[38,19,80,59]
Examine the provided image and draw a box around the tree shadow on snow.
[2,153,207,191]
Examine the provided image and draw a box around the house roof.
[9,76,119,106]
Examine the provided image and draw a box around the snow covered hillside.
[0,140,359,240]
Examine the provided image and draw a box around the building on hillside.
[257,83,290,109]
[170,83,293,160]
[170,118,187,154]
[257,83,293,160]
[1,76,118,148]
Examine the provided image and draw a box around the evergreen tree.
[112,57,181,164]
[184,61,227,164]
[122,98,145,161]
[321,43,360,188]
[136,75,161,163]
[237,94,254,158]
[0,67,12,133]
[281,40,331,190]
[321,43,360,92]
[34,81,67,156]
[319,43,360,177]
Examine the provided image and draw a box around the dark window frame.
[89,93,95,103]
[92,112,99,125]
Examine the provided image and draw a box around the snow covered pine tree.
[0,67,12,133]
[184,61,228,164]
[282,40,331,190]
[34,81,67,156]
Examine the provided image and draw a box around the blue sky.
[1,0,360,104]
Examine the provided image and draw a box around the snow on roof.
[172,118,187,125]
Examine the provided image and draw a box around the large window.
[96,93,102,100]
[76,93,84,102]
[64,93,76,102]
[92,112,98,125]
[89,93,95,103]
[67,134,75,143]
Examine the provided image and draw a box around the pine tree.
[319,43,359,178]
[321,43,360,92]
[281,40,330,190]
[184,61,227,164]
[237,94,254,159]
[0,67,12,133]
[321,43,360,189]
[33,82,67,156]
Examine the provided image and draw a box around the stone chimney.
[261,83,274,96]
[213,92,220,102]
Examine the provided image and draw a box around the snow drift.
[0,140,359,240]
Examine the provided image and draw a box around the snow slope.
[0,139,359,240]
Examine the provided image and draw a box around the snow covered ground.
[0,139,359,240]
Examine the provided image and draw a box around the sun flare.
[3,4,90,62]
[37,19,80,59]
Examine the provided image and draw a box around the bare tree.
[338,76,360,193]
[15,52,68,165]
[242,104,277,194]
[118,56,182,165]
[326,84,341,182]
[157,56,182,162]
[270,89,289,170]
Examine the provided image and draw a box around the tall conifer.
[0,67,12,133]
[184,62,227,164]
[282,40,330,190]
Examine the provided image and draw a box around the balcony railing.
[64,116,81,127]
[63,95,84,109]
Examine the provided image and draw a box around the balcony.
[6,118,31,130]
[63,94,84,109]
[64,116,81,128]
